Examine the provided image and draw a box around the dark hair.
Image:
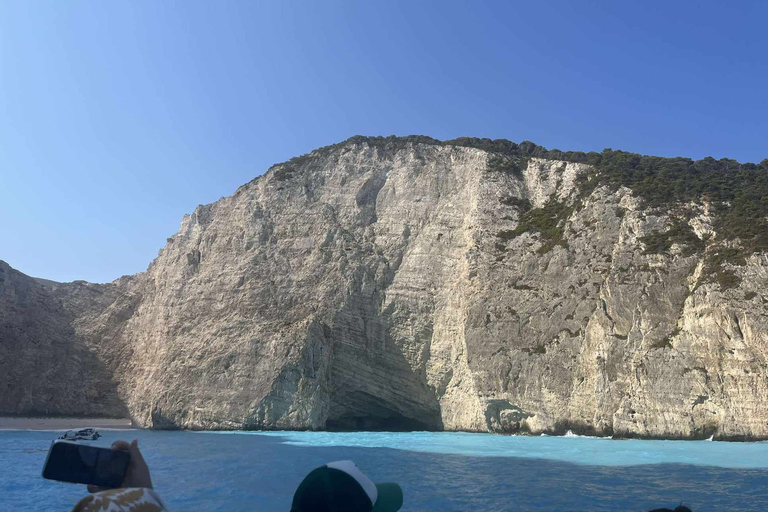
[648,506,692,512]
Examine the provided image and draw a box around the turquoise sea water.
[4,430,768,511]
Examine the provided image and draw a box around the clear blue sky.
[1,1,766,283]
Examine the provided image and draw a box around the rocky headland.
[4,135,768,440]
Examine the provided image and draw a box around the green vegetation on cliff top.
[273,135,768,286]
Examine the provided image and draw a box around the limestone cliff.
[0,261,126,417]
[4,136,768,439]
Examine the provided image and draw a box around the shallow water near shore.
[4,430,768,511]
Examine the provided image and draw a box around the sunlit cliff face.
[5,137,768,440]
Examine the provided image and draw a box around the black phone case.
[42,441,129,488]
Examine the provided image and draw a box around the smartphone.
[42,440,129,488]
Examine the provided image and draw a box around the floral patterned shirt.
[71,487,168,512]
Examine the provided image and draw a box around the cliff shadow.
[323,288,444,432]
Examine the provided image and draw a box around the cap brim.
[371,482,403,512]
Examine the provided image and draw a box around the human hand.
[87,439,153,492]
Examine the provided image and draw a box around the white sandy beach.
[0,417,134,430]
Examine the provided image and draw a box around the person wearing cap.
[291,460,403,512]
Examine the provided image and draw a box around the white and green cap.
[291,460,403,512]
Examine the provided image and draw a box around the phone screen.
[42,441,129,488]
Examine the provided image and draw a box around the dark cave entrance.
[325,411,437,432]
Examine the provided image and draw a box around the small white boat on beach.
[58,428,101,441]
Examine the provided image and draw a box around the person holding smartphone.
[69,439,168,512]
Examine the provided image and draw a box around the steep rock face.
[7,137,768,439]
[0,262,126,417]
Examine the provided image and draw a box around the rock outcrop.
[0,261,126,417]
[4,136,768,439]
